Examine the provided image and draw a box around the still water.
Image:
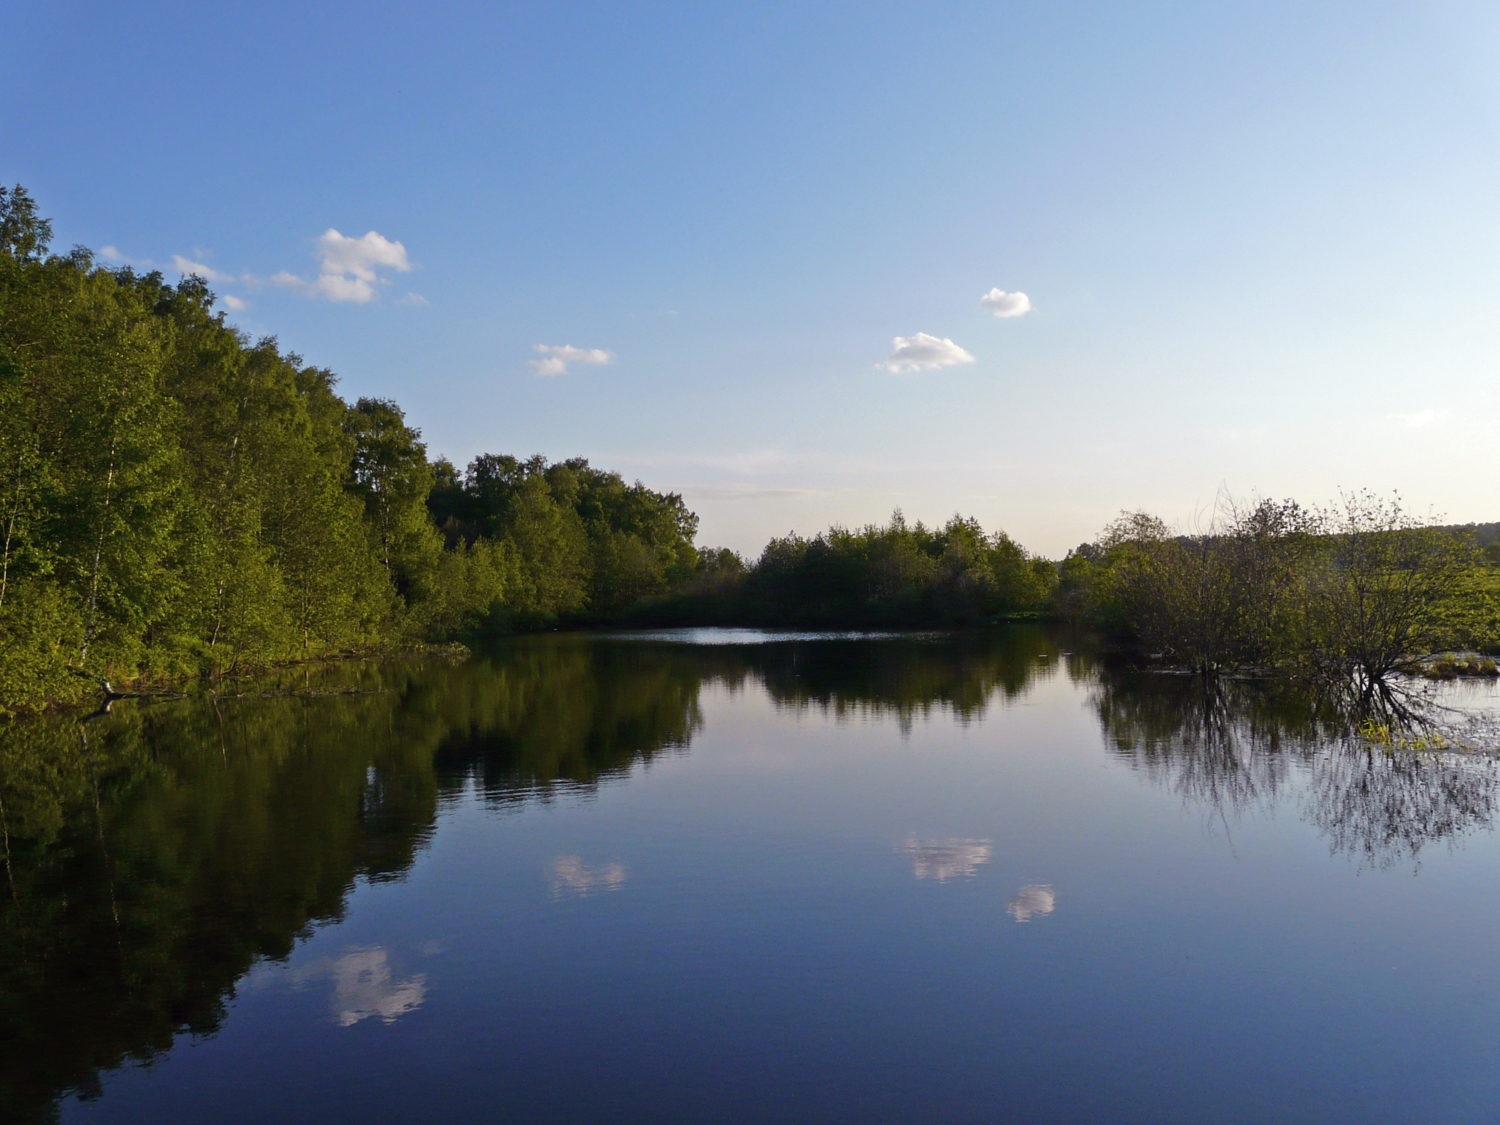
[5,628,1500,1123]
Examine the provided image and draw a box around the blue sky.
[8,0,1500,555]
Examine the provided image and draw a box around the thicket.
[1057,493,1490,697]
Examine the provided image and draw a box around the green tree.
[344,398,440,594]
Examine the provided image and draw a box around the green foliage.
[427,452,702,625]
[0,185,52,262]
[1067,492,1483,691]
[0,187,719,709]
[1302,492,1474,684]
[629,511,1056,628]
[344,397,439,593]
[1434,566,1500,654]
[0,191,443,709]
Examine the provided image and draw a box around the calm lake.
[6,627,1500,1124]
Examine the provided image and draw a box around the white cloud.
[268,269,376,303]
[979,288,1033,318]
[266,228,412,304]
[1385,409,1448,429]
[103,245,256,307]
[529,343,616,376]
[98,245,158,268]
[316,229,410,280]
[170,254,235,282]
[881,333,976,373]
[101,230,415,306]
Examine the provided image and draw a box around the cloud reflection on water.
[1006,885,1056,922]
[282,946,427,1027]
[899,837,993,881]
[550,856,629,897]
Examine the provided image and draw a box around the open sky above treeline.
[7,0,1499,557]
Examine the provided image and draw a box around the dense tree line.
[426,451,701,622]
[0,187,1062,713]
[11,184,1487,716]
[0,187,704,712]
[628,512,1058,628]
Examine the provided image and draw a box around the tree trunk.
[80,433,118,662]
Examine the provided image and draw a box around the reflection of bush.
[1305,748,1498,869]
[1092,670,1499,869]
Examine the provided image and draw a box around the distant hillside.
[1441,523,1500,548]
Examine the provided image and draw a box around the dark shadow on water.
[1,627,1496,1120]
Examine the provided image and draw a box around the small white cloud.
[881,333,976,373]
[396,292,429,306]
[221,294,248,311]
[1387,409,1448,429]
[268,269,375,303]
[529,344,616,376]
[264,228,412,304]
[316,229,410,281]
[170,254,235,283]
[98,246,158,268]
[979,288,1033,318]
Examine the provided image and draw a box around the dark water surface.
[5,628,1500,1123]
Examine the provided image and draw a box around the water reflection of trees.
[1092,671,1499,869]
[731,627,1057,729]
[0,641,716,1122]
[1305,746,1498,869]
[3,631,1497,1121]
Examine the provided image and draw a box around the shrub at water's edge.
[1055,493,1500,696]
